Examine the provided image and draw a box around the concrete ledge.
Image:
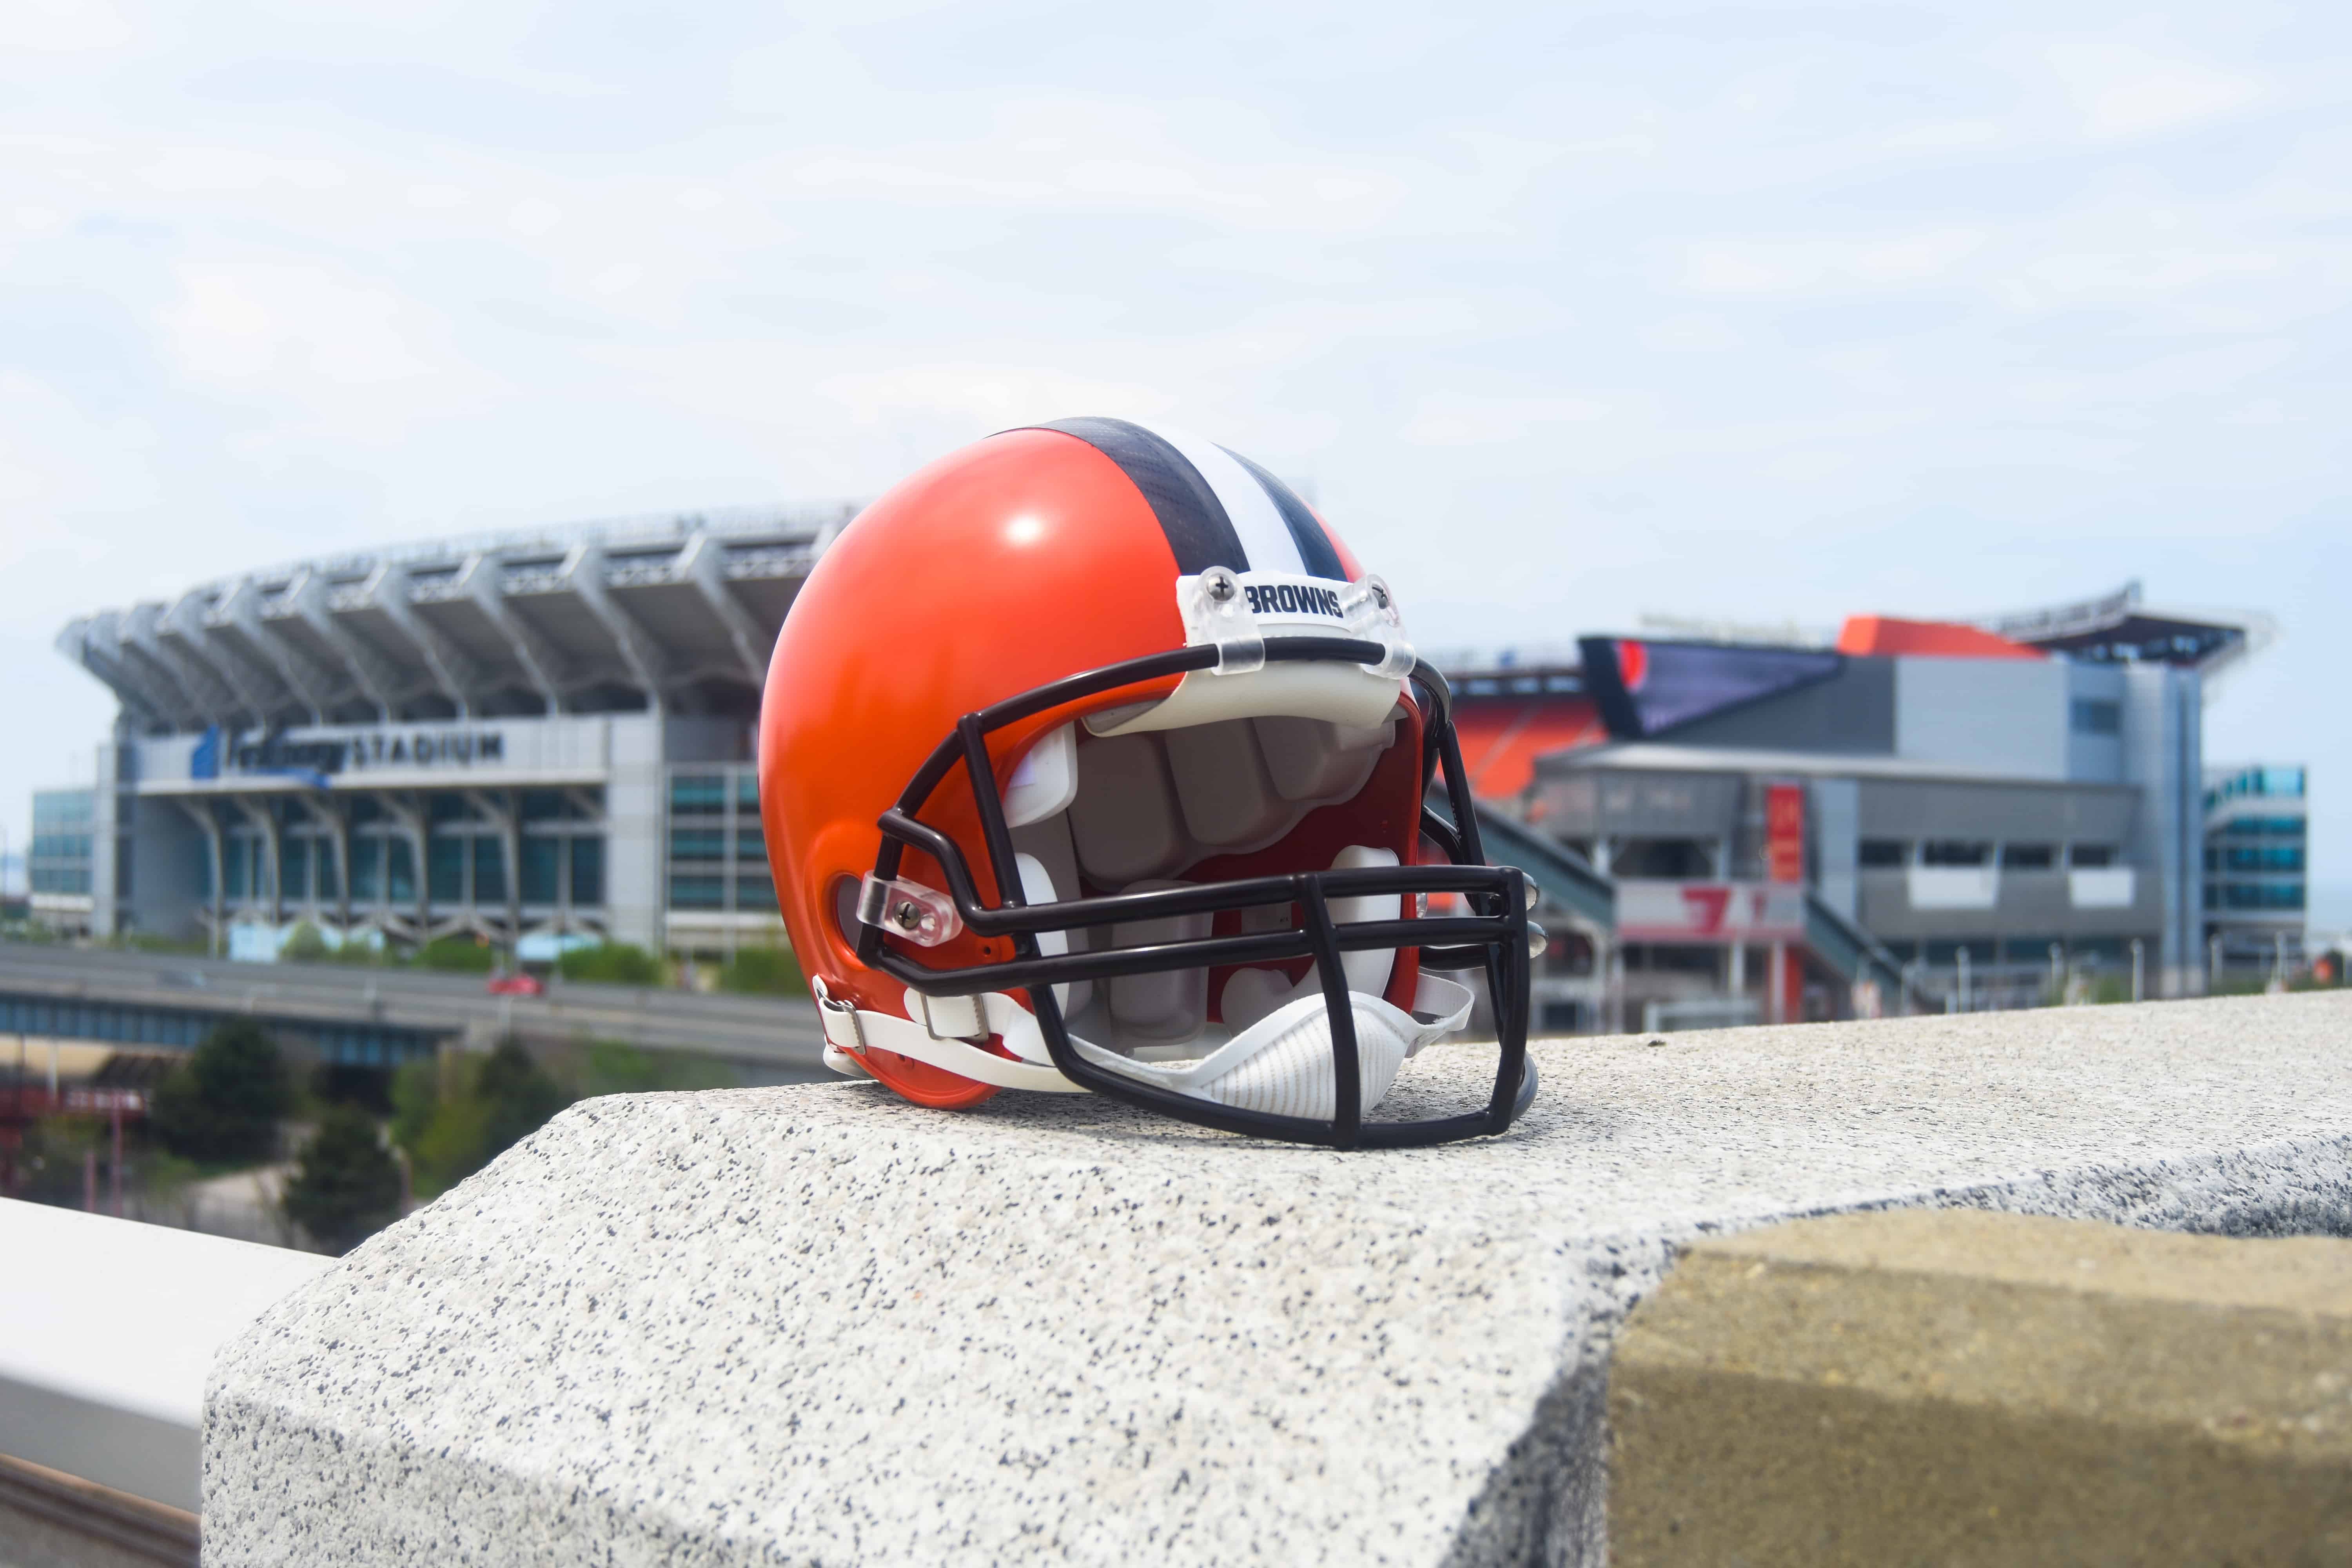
[203,993,2352,1566]
[1609,1211,2352,1565]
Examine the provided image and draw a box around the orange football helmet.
[757,419,1536,1147]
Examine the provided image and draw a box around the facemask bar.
[851,635,1535,1150]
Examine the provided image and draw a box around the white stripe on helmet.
[1139,423,1308,577]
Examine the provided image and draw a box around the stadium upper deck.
[56,505,853,736]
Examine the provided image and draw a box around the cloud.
[815,361,1178,432]
[1402,392,1611,447]
[2042,38,2265,141]
[1681,229,1988,295]
[165,261,437,387]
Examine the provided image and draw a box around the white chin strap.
[817,972,1476,1120]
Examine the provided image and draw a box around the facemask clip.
[1183,566,1267,675]
[1341,574,1415,677]
[857,874,964,947]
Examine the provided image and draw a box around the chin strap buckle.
[811,975,866,1053]
[913,991,987,1041]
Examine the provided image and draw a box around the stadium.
[46,505,849,962]
[38,510,2306,1023]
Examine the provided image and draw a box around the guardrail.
[0,1198,330,1517]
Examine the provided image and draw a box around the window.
[669,874,724,909]
[2223,844,2305,873]
[352,839,383,901]
[520,838,561,904]
[735,771,760,810]
[429,794,479,824]
[1858,840,1907,868]
[670,774,726,814]
[735,825,766,860]
[670,828,726,862]
[569,838,603,906]
[1920,840,1991,867]
[428,837,465,902]
[2000,844,2054,869]
[225,839,249,898]
[315,842,339,900]
[472,837,506,904]
[2221,882,2305,910]
[2070,699,2121,736]
[735,872,777,910]
[388,838,416,902]
[2070,844,2118,868]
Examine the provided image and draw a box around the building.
[50,505,847,959]
[27,788,98,936]
[2202,764,2309,977]
[1450,584,2267,1024]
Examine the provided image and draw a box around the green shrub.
[281,1105,404,1253]
[718,944,805,996]
[575,1040,741,1098]
[390,1038,573,1198]
[281,921,332,963]
[419,934,497,973]
[148,1019,294,1165]
[557,942,663,986]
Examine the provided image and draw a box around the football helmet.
[757,417,1537,1149]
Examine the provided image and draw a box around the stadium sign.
[192,724,510,784]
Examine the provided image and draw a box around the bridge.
[0,946,828,1076]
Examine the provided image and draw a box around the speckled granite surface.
[204,992,2352,1566]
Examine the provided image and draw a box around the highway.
[0,944,829,1078]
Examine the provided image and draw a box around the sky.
[2,0,2347,920]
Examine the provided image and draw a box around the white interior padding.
[1217,846,1399,1033]
[1066,732,1186,884]
[1001,723,1077,828]
[1013,850,1089,1016]
[1055,716,1392,890]
[1253,715,1391,803]
[985,692,1409,1059]
[1164,720,1289,847]
[1106,880,1212,1042]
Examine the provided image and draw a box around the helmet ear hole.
[829,873,863,952]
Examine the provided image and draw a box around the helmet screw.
[893,901,924,931]
[1372,583,1391,609]
[1205,569,1238,603]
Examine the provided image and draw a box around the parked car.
[486,971,545,997]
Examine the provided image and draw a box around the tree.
[391,1038,572,1198]
[281,921,331,963]
[148,1019,294,1165]
[474,1036,571,1161]
[281,1105,403,1253]
[557,942,663,986]
[419,934,497,973]
[718,944,805,996]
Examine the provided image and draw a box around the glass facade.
[27,788,97,898]
[194,788,608,917]
[665,764,776,918]
[2202,763,2308,952]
